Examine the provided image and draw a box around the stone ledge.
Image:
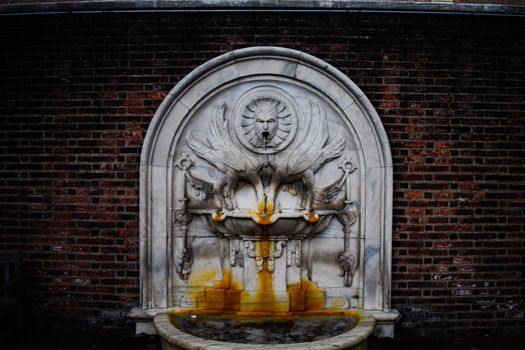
[0,1,524,16]
[368,309,401,338]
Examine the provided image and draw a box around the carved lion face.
[253,99,279,143]
[242,97,292,150]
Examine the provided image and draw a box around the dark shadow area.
[2,328,160,350]
[370,329,525,350]
[2,327,525,350]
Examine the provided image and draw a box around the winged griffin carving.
[266,100,345,218]
[178,92,358,285]
[184,97,347,225]
[186,102,263,210]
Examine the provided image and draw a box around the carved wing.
[184,170,216,200]
[280,100,345,175]
[314,181,344,205]
[187,103,256,173]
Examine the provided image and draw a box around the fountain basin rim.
[190,208,337,225]
[153,311,376,349]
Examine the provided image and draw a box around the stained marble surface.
[132,47,398,337]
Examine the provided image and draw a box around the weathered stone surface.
[133,47,397,336]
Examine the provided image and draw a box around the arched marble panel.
[131,47,398,336]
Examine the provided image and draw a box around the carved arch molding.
[133,47,396,332]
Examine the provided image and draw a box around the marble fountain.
[129,47,399,349]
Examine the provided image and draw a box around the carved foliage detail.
[337,203,359,287]
[172,188,193,282]
[337,252,356,287]
[175,247,194,283]
[245,240,286,273]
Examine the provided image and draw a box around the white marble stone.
[132,47,396,340]
[295,64,357,112]
[235,56,299,78]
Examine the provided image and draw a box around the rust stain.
[265,201,274,216]
[305,214,319,223]
[258,200,266,214]
[185,268,335,315]
[181,228,355,318]
[186,268,243,311]
[288,285,305,311]
[204,288,225,310]
[254,194,275,225]
[212,212,224,222]
[169,308,365,322]
[188,269,220,287]
[255,214,274,226]
[288,278,326,311]
[250,229,280,312]
[257,251,273,292]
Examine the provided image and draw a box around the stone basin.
[195,209,336,239]
[154,311,375,350]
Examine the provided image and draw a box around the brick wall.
[1,12,524,333]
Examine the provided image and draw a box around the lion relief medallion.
[233,87,298,154]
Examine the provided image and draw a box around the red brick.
[1,11,524,333]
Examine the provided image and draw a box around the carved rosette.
[233,87,299,155]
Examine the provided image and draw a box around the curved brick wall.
[0,11,524,333]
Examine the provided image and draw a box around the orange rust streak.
[169,308,364,321]
[257,240,273,293]
[248,228,281,312]
[254,198,275,225]
[258,200,266,213]
[249,208,275,226]
[187,269,243,311]
[189,269,219,286]
[305,213,319,223]
[256,215,273,226]
[288,278,327,311]
[265,201,274,216]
